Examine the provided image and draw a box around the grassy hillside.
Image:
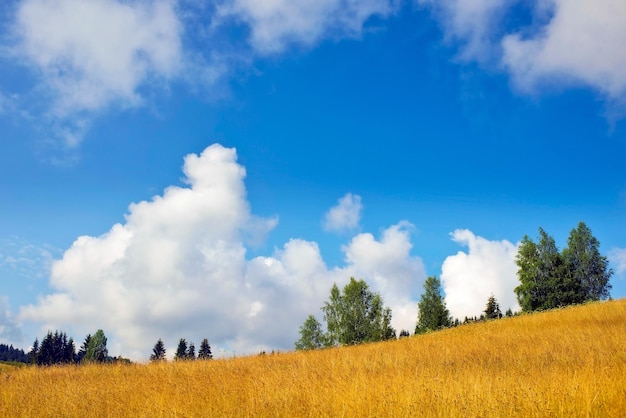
[1,299,625,417]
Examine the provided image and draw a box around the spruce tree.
[175,338,188,361]
[187,342,196,360]
[150,339,166,362]
[198,339,212,360]
[484,294,502,320]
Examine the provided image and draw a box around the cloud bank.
[441,229,519,319]
[19,144,425,360]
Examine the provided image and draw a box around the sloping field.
[1,299,625,417]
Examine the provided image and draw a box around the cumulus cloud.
[441,229,519,320]
[216,0,396,54]
[19,144,424,360]
[323,193,363,232]
[342,222,426,332]
[421,0,626,102]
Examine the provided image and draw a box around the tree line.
[0,343,28,363]
[150,337,213,361]
[296,222,613,349]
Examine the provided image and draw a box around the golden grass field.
[1,299,625,417]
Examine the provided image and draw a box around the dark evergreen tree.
[398,330,410,338]
[562,222,613,301]
[76,334,91,363]
[33,331,75,366]
[175,338,188,361]
[484,294,502,320]
[0,343,28,363]
[29,338,39,364]
[198,339,212,360]
[187,342,196,360]
[415,276,451,334]
[150,339,166,362]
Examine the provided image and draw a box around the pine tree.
[187,342,196,360]
[415,276,450,334]
[150,339,166,362]
[175,338,188,361]
[198,339,212,360]
[76,334,91,363]
[29,338,39,364]
[484,294,502,320]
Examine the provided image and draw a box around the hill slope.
[1,299,625,417]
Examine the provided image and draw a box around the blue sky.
[1,0,625,360]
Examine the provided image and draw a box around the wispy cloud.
[609,247,626,277]
[215,0,397,54]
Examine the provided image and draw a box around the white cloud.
[440,229,519,320]
[421,0,626,101]
[323,193,363,232]
[609,248,626,277]
[11,0,182,145]
[342,222,426,332]
[19,144,425,360]
[216,0,396,54]
[502,0,626,99]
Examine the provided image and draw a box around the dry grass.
[1,299,625,417]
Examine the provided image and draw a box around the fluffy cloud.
[421,0,626,100]
[216,0,396,54]
[441,229,519,320]
[323,193,363,232]
[11,0,182,145]
[19,144,425,360]
[502,0,626,98]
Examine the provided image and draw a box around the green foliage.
[150,339,166,362]
[0,343,28,363]
[297,278,395,349]
[198,339,212,360]
[562,222,613,301]
[321,278,395,346]
[187,342,196,360]
[515,223,612,313]
[85,330,108,363]
[32,331,76,366]
[295,315,325,350]
[484,295,502,320]
[415,276,450,334]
